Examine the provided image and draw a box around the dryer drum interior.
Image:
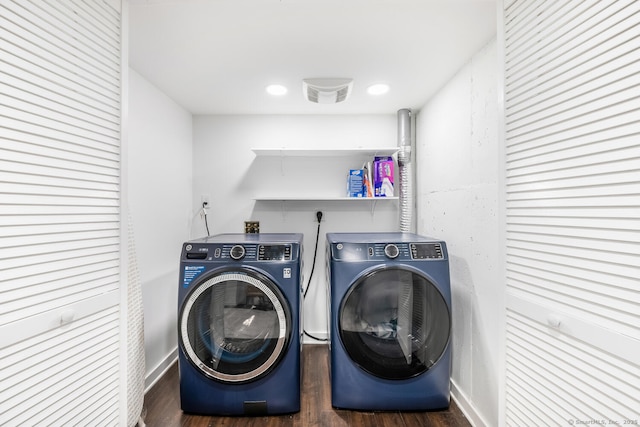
[339,266,450,380]
[180,270,291,383]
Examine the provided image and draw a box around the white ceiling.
[128,0,497,115]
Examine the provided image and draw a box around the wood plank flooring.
[143,345,471,427]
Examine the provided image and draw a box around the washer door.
[339,266,450,380]
[179,269,291,383]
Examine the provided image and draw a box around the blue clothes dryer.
[326,232,452,411]
[178,233,303,415]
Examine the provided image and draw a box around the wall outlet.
[244,221,260,234]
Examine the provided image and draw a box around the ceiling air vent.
[303,78,353,104]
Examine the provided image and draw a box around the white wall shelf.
[254,196,399,201]
[254,196,398,216]
[252,147,398,157]
[251,146,398,208]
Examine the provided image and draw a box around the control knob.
[229,245,246,260]
[384,244,400,259]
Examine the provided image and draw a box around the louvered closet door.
[0,1,122,425]
[503,0,640,425]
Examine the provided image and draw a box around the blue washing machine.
[326,232,451,411]
[178,233,303,415]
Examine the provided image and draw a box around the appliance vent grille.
[306,86,319,103]
[303,78,353,104]
[336,86,350,102]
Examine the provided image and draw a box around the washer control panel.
[258,244,292,261]
[229,245,246,260]
[183,243,293,262]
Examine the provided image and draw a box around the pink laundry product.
[373,156,394,197]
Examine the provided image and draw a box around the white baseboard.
[144,346,178,393]
[451,379,488,427]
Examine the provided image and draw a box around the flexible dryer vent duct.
[397,109,414,232]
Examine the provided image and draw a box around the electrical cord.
[303,211,328,342]
[202,202,210,236]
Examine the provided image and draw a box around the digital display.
[258,245,290,261]
[411,243,443,259]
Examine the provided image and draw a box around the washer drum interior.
[179,270,291,383]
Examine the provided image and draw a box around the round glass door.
[339,266,450,380]
[179,269,291,383]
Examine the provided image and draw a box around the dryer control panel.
[332,242,444,261]
[410,243,444,259]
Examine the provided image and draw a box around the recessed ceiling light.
[367,83,390,96]
[266,84,287,96]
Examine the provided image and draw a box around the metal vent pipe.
[397,108,414,232]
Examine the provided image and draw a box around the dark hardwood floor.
[143,345,471,427]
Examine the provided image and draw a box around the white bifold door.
[0,1,123,425]
[502,0,640,425]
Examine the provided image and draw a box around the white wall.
[192,115,399,340]
[127,69,193,388]
[416,38,499,427]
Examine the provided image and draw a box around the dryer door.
[339,266,450,380]
[179,269,291,383]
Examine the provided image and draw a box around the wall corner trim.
[451,380,490,427]
[144,347,178,393]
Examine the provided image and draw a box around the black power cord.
[303,211,328,342]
